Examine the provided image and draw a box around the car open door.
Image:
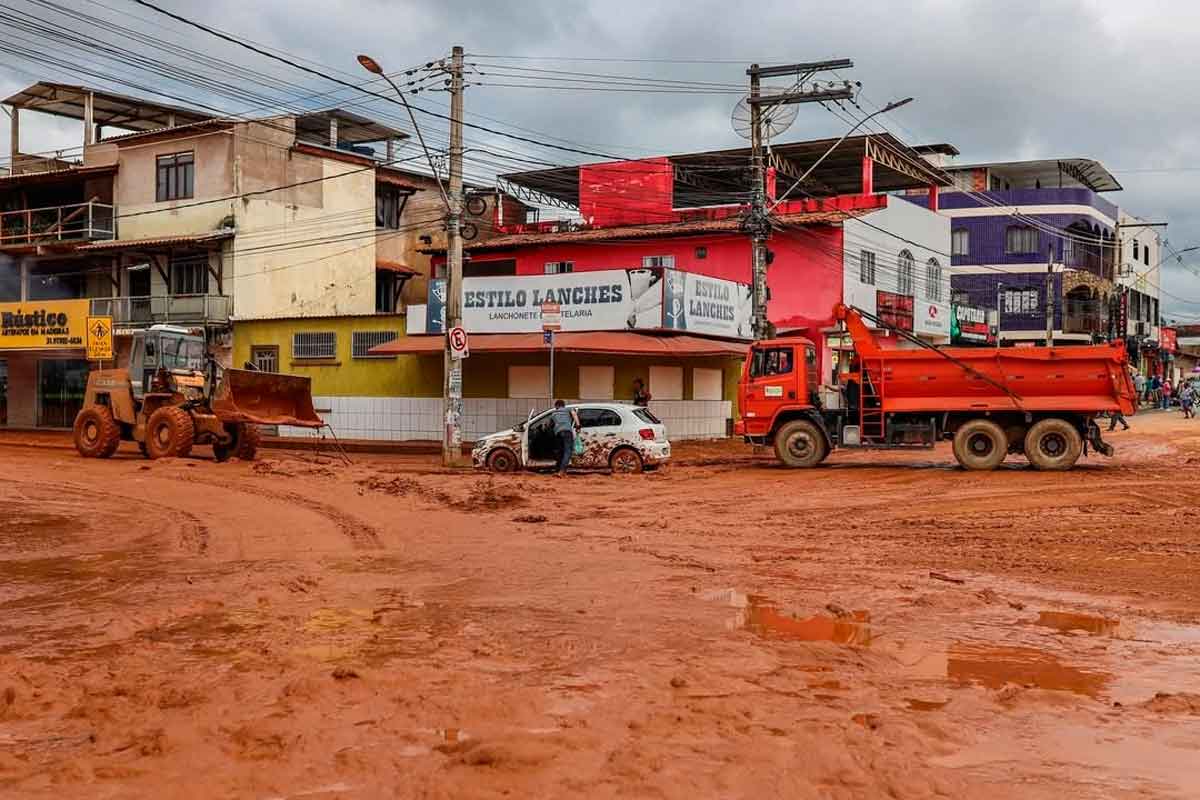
[520,408,534,466]
[575,407,621,468]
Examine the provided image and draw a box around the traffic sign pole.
[541,302,561,404]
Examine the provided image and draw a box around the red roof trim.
[371,331,747,357]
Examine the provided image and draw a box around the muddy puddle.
[948,643,1110,697]
[1033,610,1123,637]
[705,589,872,645]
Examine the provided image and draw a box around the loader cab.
[128,327,207,400]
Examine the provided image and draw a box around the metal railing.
[88,294,232,326]
[0,201,116,246]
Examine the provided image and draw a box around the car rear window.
[633,408,661,425]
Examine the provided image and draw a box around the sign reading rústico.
[0,299,88,349]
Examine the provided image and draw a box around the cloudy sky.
[3,0,1199,321]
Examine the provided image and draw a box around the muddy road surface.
[2,412,1199,799]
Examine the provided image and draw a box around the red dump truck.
[735,304,1138,471]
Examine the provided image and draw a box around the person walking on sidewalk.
[1149,374,1162,407]
[1134,371,1146,403]
[550,399,580,477]
[1162,379,1173,410]
[1181,383,1196,420]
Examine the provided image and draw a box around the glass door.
[37,359,89,428]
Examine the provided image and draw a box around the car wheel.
[486,447,519,473]
[609,446,644,475]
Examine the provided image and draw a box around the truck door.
[745,345,799,425]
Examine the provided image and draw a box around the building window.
[1144,246,1150,266]
[376,271,399,313]
[249,345,278,373]
[1005,225,1038,255]
[544,261,574,274]
[376,185,405,229]
[1002,288,1039,314]
[352,330,398,358]
[924,259,942,301]
[951,289,970,306]
[694,246,707,260]
[897,250,915,296]
[951,228,969,257]
[1132,240,1139,261]
[170,254,209,295]
[642,255,675,268]
[859,250,876,285]
[292,332,336,360]
[156,152,194,202]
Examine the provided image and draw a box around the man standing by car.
[633,378,652,408]
[551,400,580,477]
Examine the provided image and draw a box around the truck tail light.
[638,428,656,440]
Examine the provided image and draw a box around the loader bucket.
[211,369,324,428]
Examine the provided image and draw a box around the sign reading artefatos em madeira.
[0,300,89,349]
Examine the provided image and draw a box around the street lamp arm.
[358,55,453,215]
[768,97,913,212]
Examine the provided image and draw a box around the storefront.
[0,299,91,429]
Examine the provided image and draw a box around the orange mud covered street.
[2,412,1200,799]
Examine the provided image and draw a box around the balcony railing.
[0,201,116,247]
[89,294,232,327]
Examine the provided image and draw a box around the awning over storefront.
[371,331,748,358]
[376,259,418,275]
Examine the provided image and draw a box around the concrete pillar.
[386,137,395,162]
[8,106,17,163]
[83,92,95,147]
[928,184,939,213]
[19,258,29,302]
[329,116,338,147]
[861,156,874,195]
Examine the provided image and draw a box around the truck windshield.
[750,347,794,378]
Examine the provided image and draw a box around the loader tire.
[234,424,261,461]
[952,419,1007,471]
[774,419,827,468]
[74,406,120,459]
[145,407,195,459]
[1024,418,1082,471]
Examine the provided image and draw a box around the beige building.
[0,81,518,429]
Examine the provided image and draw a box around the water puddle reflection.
[948,643,1109,697]
[1035,610,1123,637]
[705,589,871,646]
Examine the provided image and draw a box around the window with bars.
[170,254,209,295]
[897,250,915,296]
[859,250,876,285]
[951,229,969,257]
[642,255,675,268]
[292,331,336,359]
[1005,226,1038,254]
[156,152,194,202]
[924,258,942,301]
[376,271,398,313]
[249,345,278,373]
[352,330,398,358]
[1002,288,1039,314]
[544,261,574,274]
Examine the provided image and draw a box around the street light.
[357,54,451,214]
[769,97,914,210]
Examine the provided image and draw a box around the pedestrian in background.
[632,378,652,408]
[550,399,580,477]
[1108,408,1130,431]
[1181,383,1195,420]
[1162,379,1173,410]
[1134,371,1146,405]
[1149,374,1162,407]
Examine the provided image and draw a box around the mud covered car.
[472,402,670,474]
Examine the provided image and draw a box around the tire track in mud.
[0,477,211,555]
[158,474,383,550]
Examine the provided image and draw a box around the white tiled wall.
[278,396,733,443]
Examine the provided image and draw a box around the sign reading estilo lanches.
[423,268,752,339]
[0,299,88,350]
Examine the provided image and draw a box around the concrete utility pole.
[444,45,466,466]
[743,59,854,340]
[1046,245,1054,347]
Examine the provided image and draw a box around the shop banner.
[0,299,88,350]
[914,298,951,339]
[662,270,754,339]
[951,304,995,344]
[1160,327,1177,353]
[876,291,914,332]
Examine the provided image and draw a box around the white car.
[472,402,670,474]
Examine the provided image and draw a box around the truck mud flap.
[211,369,324,428]
[1086,421,1114,458]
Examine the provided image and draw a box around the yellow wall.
[233,316,441,397]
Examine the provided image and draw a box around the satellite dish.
[732,88,799,141]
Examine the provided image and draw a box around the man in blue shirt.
[550,400,580,476]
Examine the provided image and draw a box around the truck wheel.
[234,424,262,461]
[145,407,195,459]
[774,419,828,468]
[486,447,518,473]
[74,407,120,458]
[952,419,1007,470]
[1024,419,1082,471]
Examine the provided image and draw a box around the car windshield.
[633,408,661,425]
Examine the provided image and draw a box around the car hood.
[475,427,521,449]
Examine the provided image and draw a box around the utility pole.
[443,45,465,466]
[743,60,854,340]
[1045,245,1054,347]
[996,281,1003,349]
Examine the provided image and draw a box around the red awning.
[371,331,747,357]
